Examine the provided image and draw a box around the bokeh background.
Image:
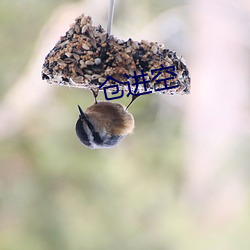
[1,0,250,249]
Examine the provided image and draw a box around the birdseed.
[42,14,190,95]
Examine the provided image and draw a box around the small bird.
[75,90,135,149]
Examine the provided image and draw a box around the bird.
[75,90,136,149]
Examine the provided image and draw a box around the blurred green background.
[1,0,250,250]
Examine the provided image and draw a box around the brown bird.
[75,90,135,149]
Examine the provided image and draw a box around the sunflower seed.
[74,66,83,75]
[141,40,150,47]
[92,74,101,79]
[63,58,75,64]
[151,45,158,54]
[73,53,80,60]
[85,60,94,65]
[84,74,92,80]
[118,39,124,45]
[57,59,67,66]
[82,43,90,50]
[72,76,84,83]
[81,25,88,34]
[75,24,80,34]
[65,52,72,57]
[98,77,106,83]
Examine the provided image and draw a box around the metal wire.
[107,0,115,34]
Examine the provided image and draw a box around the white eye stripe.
[82,120,95,146]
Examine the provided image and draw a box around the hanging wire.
[107,0,115,34]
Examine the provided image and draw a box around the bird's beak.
[77,105,86,119]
